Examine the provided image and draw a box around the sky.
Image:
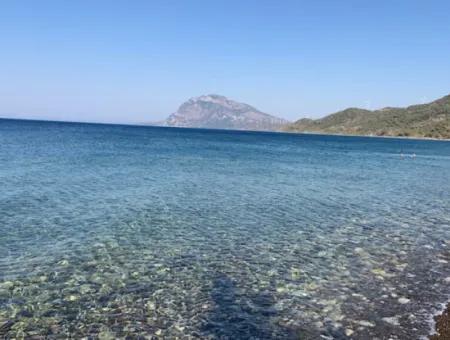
[0,0,449,124]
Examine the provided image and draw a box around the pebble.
[371,268,395,278]
[314,321,324,329]
[444,277,450,284]
[175,325,185,332]
[291,267,301,279]
[356,320,375,327]
[398,297,410,304]
[0,281,14,290]
[317,251,327,257]
[65,295,79,302]
[291,290,308,297]
[276,286,287,293]
[146,301,156,310]
[98,327,115,340]
[345,328,354,336]
[382,316,400,326]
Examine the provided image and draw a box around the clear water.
[0,119,449,339]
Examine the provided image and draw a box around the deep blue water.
[0,118,449,339]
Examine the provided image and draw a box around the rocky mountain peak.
[163,95,289,131]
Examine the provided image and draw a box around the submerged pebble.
[345,328,354,336]
[356,320,375,327]
[382,316,401,326]
[398,297,410,304]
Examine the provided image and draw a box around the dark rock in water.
[430,303,450,340]
[260,307,278,316]
[253,291,274,307]
[42,309,58,317]
[9,298,26,305]
[18,309,33,318]
[0,320,14,335]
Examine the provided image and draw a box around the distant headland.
[154,93,450,140]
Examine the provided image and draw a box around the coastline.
[430,303,450,339]
[283,129,450,142]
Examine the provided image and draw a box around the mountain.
[284,94,450,139]
[162,94,289,131]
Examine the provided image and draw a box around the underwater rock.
[65,295,79,302]
[79,284,93,294]
[382,316,400,326]
[58,260,69,266]
[398,297,410,304]
[99,284,112,295]
[371,268,395,278]
[98,326,115,340]
[0,281,15,290]
[39,275,48,283]
[17,310,33,318]
[317,251,328,258]
[267,269,278,276]
[291,268,301,280]
[146,301,156,311]
[395,263,408,271]
[276,286,287,293]
[305,282,319,291]
[356,320,375,327]
[291,290,308,297]
[345,328,354,336]
[0,320,14,335]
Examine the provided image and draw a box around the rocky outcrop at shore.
[430,303,450,340]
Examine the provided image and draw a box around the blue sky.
[1,0,449,123]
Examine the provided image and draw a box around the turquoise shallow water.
[0,118,449,339]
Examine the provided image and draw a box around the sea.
[1,118,449,339]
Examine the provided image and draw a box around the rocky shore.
[430,304,450,340]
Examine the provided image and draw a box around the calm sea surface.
[1,119,449,339]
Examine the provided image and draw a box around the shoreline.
[283,129,450,142]
[430,303,450,339]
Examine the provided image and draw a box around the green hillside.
[284,94,450,139]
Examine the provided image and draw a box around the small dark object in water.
[430,304,450,340]
[18,310,33,318]
[0,320,14,335]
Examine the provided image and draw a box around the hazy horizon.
[1,91,449,127]
[1,1,450,124]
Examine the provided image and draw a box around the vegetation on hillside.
[284,94,450,139]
